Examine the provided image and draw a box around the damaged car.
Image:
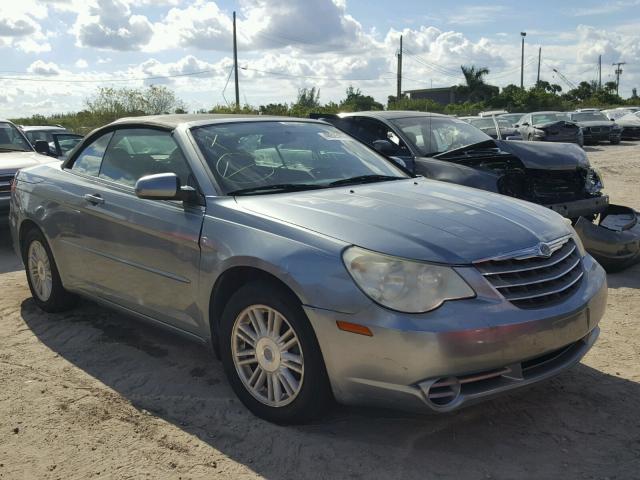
[567,110,622,145]
[314,111,640,271]
[602,109,640,140]
[516,112,583,146]
[461,116,522,140]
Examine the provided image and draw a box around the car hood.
[574,120,613,127]
[615,114,640,127]
[234,178,569,264]
[531,120,578,129]
[0,151,56,174]
[495,139,589,170]
[434,139,589,170]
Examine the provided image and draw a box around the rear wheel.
[219,281,331,424]
[22,228,76,312]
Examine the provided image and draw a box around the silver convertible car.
[9,115,607,424]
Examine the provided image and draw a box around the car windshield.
[0,122,32,152]
[604,110,631,120]
[531,113,570,124]
[390,116,491,156]
[571,112,609,122]
[55,134,83,155]
[469,118,512,129]
[191,121,408,195]
[499,114,522,125]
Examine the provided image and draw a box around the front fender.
[197,201,372,327]
[414,157,501,193]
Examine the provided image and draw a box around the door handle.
[83,193,104,205]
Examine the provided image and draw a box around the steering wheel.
[215,152,275,184]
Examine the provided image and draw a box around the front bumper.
[545,195,609,218]
[305,255,607,412]
[574,205,640,271]
[583,129,621,143]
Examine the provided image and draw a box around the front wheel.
[219,282,331,424]
[22,228,76,312]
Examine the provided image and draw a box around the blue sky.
[0,0,638,116]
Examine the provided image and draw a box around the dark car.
[567,111,622,145]
[315,110,640,271]
[516,112,583,146]
[463,116,522,140]
[21,126,84,158]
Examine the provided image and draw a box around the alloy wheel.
[231,305,304,407]
[27,240,53,302]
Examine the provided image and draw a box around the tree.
[294,87,321,109]
[339,86,383,111]
[457,65,497,102]
[86,85,187,117]
[604,81,618,94]
[143,85,187,114]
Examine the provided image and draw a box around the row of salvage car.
[461,107,640,145]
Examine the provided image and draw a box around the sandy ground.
[1,142,639,480]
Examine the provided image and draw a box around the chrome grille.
[476,238,583,309]
[0,174,14,195]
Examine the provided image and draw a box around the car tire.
[22,228,77,313]
[219,281,331,424]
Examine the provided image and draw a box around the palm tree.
[459,65,493,102]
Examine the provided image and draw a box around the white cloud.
[73,0,154,51]
[27,60,63,76]
[75,59,89,68]
[0,1,51,52]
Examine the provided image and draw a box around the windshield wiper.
[228,183,325,196]
[328,175,405,187]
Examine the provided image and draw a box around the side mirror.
[34,140,51,156]
[388,156,407,168]
[521,122,530,127]
[513,124,520,128]
[372,139,399,155]
[135,173,180,200]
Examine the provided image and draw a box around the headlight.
[585,168,604,193]
[533,128,546,136]
[342,246,475,313]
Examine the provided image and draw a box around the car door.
[340,117,415,170]
[63,127,205,334]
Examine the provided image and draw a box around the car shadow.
[0,229,22,274]
[606,262,640,289]
[19,298,639,478]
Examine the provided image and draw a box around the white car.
[1,119,58,218]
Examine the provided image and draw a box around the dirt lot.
[1,142,639,480]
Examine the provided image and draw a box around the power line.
[0,69,215,84]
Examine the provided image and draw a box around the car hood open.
[0,151,56,174]
[235,178,570,264]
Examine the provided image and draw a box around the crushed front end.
[429,140,640,271]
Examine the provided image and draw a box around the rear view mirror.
[34,140,51,156]
[372,139,399,156]
[135,173,180,200]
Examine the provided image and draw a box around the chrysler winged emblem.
[537,243,552,258]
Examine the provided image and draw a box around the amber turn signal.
[336,321,373,336]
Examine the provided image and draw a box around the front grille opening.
[0,174,14,195]
[476,239,584,309]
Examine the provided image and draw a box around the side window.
[71,132,113,176]
[99,128,191,188]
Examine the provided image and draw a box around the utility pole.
[598,55,602,90]
[397,35,403,101]
[612,62,626,95]
[520,32,527,89]
[536,46,541,84]
[232,11,240,109]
